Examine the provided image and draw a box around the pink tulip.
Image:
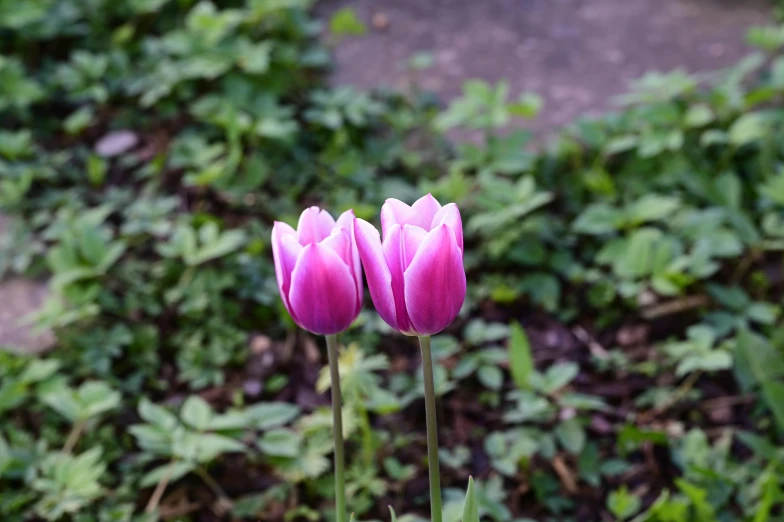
[354,194,465,336]
[272,207,363,335]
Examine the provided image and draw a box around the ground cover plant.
[4,1,784,521]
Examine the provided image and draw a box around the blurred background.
[3,0,784,521]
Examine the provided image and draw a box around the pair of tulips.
[272,194,466,522]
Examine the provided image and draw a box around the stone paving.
[320,0,771,133]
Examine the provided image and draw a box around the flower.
[354,194,465,336]
[272,207,362,335]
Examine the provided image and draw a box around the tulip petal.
[321,227,351,266]
[336,209,363,313]
[381,198,428,239]
[354,218,398,330]
[288,243,358,335]
[412,193,442,228]
[383,225,414,333]
[404,224,466,335]
[272,222,303,320]
[431,203,464,252]
[297,206,336,245]
[401,224,428,268]
[335,209,354,231]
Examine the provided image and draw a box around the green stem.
[145,460,176,514]
[419,335,442,522]
[195,466,233,511]
[326,334,348,522]
[62,419,87,454]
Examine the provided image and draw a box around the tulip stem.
[326,334,348,522]
[419,335,443,522]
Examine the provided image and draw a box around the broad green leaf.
[477,365,503,390]
[245,402,300,430]
[258,428,302,458]
[178,432,246,463]
[180,396,213,431]
[626,194,681,225]
[684,104,714,127]
[572,204,623,235]
[761,380,784,434]
[139,460,195,488]
[758,171,784,205]
[555,418,586,454]
[128,424,172,455]
[607,485,641,519]
[20,359,60,383]
[542,362,579,393]
[138,398,179,431]
[329,8,366,37]
[729,111,772,146]
[676,351,732,376]
[613,227,663,278]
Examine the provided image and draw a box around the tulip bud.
[354,194,465,336]
[272,207,362,335]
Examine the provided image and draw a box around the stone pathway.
[321,0,771,134]
[0,215,55,353]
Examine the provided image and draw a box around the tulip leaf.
[462,476,480,522]
[508,322,534,390]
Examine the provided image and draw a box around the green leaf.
[477,365,503,390]
[329,8,366,38]
[77,381,121,418]
[139,461,195,488]
[613,227,664,278]
[40,384,81,422]
[508,322,534,390]
[607,485,641,520]
[555,418,586,454]
[258,428,302,457]
[758,171,784,205]
[462,477,480,522]
[180,396,213,431]
[676,351,732,376]
[388,506,397,522]
[245,402,300,430]
[735,329,784,396]
[20,359,60,383]
[187,227,246,265]
[128,424,172,455]
[761,380,784,434]
[729,111,772,146]
[541,362,579,393]
[87,154,107,187]
[179,433,246,463]
[572,203,623,235]
[684,104,714,127]
[138,398,179,431]
[626,194,681,225]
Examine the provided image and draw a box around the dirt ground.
[320,0,771,133]
[0,0,773,352]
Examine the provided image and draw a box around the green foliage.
[4,0,784,519]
